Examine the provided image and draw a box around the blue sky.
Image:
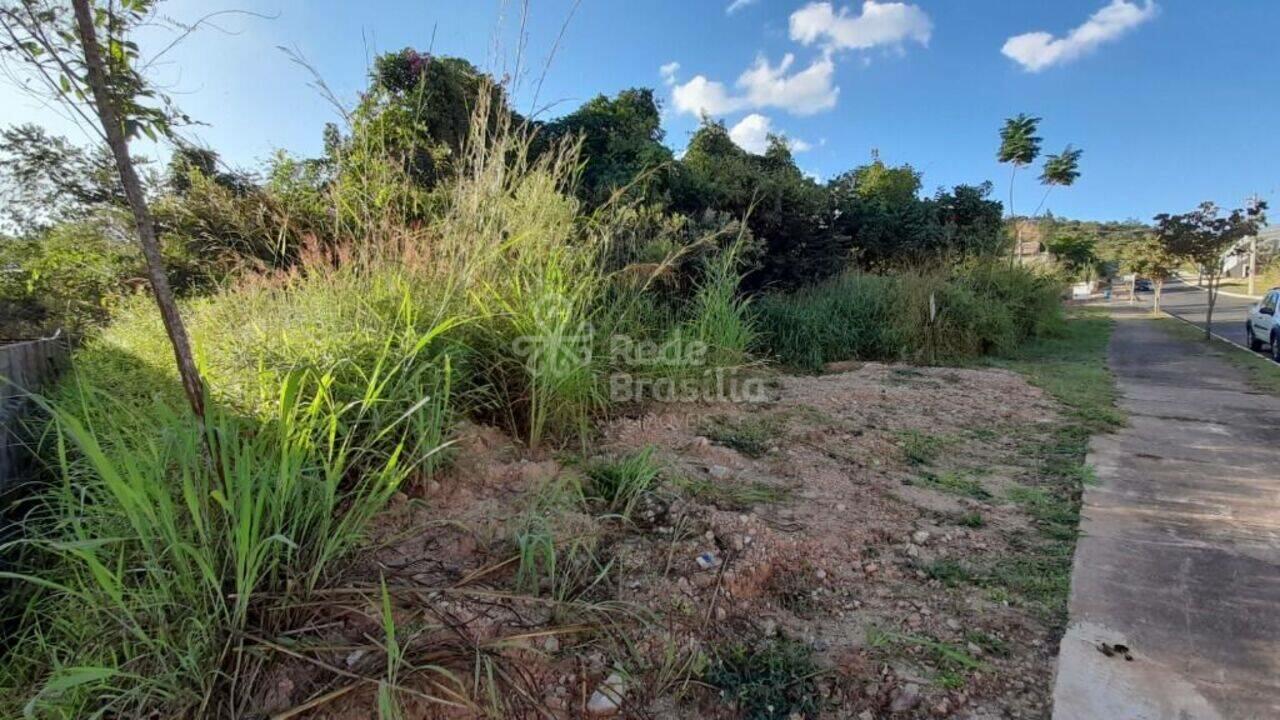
[3,1,1277,222]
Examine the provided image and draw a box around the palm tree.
[997,114,1042,258]
[1035,144,1083,216]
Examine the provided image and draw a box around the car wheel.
[1248,323,1264,351]
[1273,332,1280,363]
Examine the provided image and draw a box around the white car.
[1245,287,1280,361]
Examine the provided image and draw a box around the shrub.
[755,263,1062,370]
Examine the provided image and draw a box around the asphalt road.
[1145,277,1261,350]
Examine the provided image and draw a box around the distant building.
[1224,225,1280,278]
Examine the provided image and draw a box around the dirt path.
[1052,311,1280,719]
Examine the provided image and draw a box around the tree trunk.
[1008,164,1019,269]
[1204,268,1219,341]
[71,0,207,422]
[1153,279,1163,314]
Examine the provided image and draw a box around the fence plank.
[0,338,67,494]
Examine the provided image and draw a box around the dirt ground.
[252,362,1076,719]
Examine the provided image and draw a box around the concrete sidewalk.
[1053,311,1280,719]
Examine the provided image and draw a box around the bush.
[755,263,1062,370]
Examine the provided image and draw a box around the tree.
[1155,200,1267,339]
[1035,144,1082,216]
[1120,234,1177,313]
[997,113,1042,225]
[0,0,209,424]
[541,88,674,207]
[1046,234,1100,281]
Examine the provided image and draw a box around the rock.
[344,649,367,668]
[815,568,827,580]
[889,683,922,713]
[763,619,778,637]
[946,618,961,631]
[587,672,627,716]
[708,464,732,479]
[543,636,560,653]
[912,530,931,545]
[905,544,920,558]
[836,503,847,512]
[863,562,879,575]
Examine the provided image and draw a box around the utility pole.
[1247,193,1262,296]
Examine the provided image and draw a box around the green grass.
[978,307,1122,624]
[1155,316,1280,396]
[754,263,1064,370]
[677,475,791,510]
[912,470,991,500]
[707,636,821,720]
[866,628,986,689]
[583,446,664,519]
[895,429,951,466]
[698,414,784,458]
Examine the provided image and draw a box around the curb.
[1172,271,1264,299]
[1158,308,1277,361]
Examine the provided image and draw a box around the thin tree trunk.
[1205,268,1219,341]
[1008,164,1019,269]
[71,0,207,422]
[1153,279,1163,314]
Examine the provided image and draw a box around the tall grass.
[0,341,448,717]
[0,76,756,718]
[755,263,1063,370]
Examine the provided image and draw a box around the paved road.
[1154,277,1260,350]
[1052,310,1280,719]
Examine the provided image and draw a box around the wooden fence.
[0,337,67,493]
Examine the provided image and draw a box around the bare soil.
[252,362,1075,719]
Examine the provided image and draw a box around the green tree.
[997,113,1042,220]
[1035,144,1082,216]
[676,121,838,289]
[1155,200,1267,339]
[541,88,674,207]
[842,149,922,208]
[1120,234,1177,313]
[0,0,209,423]
[1046,234,1100,281]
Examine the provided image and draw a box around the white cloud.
[726,0,759,15]
[738,53,839,115]
[672,75,747,117]
[727,113,813,155]
[671,53,838,118]
[659,61,680,86]
[728,113,774,154]
[790,1,932,51]
[1002,0,1158,72]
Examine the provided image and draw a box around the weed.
[895,429,951,466]
[923,559,973,587]
[707,636,821,720]
[699,414,783,458]
[914,470,991,500]
[866,628,986,689]
[677,475,791,510]
[964,630,1009,657]
[583,446,663,519]
[956,511,985,528]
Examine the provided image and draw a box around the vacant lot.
[246,312,1117,719]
